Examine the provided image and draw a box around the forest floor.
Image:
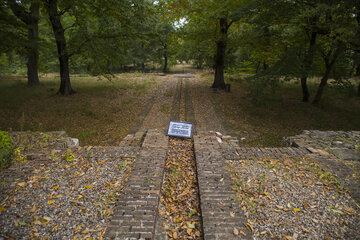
[0,71,359,147]
[0,73,162,146]
[203,72,360,147]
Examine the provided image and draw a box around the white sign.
[167,121,193,138]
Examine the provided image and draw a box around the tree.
[247,0,357,103]
[176,0,254,88]
[8,0,40,86]
[44,0,73,95]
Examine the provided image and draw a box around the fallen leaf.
[84,185,93,189]
[30,205,37,213]
[40,216,52,223]
[233,228,239,235]
[17,182,26,187]
[47,200,55,205]
[0,206,5,212]
[52,225,60,232]
[240,230,247,236]
[173,231,178,239]
[188,222,195,229]
[52,185,59,190]
[18,221,27,226]
[244,223,254,233]
[230,212,235,217]
[331,208,343,214]
[283,235,294,240]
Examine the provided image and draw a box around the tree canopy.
[0,0,359,101]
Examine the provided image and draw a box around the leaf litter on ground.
[0,132,137,239]
[227,156,360,239]
[159,137,202,239]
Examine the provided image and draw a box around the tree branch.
[64,22,77,32]
[8,0,32,24]
[58,7,71,16]
[227,20,234,30]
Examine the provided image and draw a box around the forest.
[1,3,360,238]
[0,0,360,103]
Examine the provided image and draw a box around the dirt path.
[127,74,228,135]
[189,77,227,134]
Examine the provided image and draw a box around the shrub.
[0,131,14,171]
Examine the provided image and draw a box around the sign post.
[166,121,194,138]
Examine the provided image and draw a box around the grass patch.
[0,73,160,145]
[209,75,360,147]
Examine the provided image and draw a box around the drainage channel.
[155,78,203,239]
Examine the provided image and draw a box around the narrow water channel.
[158,78,203,239]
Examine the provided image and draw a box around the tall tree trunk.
[141,42,145,72]
[27,2,40,86]
[163,43,168,73]
[212,18,228,89]
[301,32,317,102]
[312,67,331,104]
[255,62,261,73]
[263,61,268,71]
[313,47,340,104]
[212,40,226,89]
[9,0,40,87]
[47,0,73,95]
[357,64,360,97]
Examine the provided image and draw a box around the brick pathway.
[104,129,168,240]
[194,131,251,239]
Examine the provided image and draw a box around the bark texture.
[163,43,168,73]
[313,46,341,104]
[301,32,317,102]
[47,0,73,95]
[356,64,360,97]
[9,0,40,87]
[212,18,229,89]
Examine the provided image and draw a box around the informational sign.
[167,121,193,138]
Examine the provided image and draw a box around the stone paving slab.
[287,130,360,160]
[287,130,360,203]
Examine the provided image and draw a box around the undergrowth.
[0,131,13,171]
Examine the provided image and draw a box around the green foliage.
[0,130,14,170]
[14,146,27,163]
[62,149,75,162]
[247,75,282,107]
